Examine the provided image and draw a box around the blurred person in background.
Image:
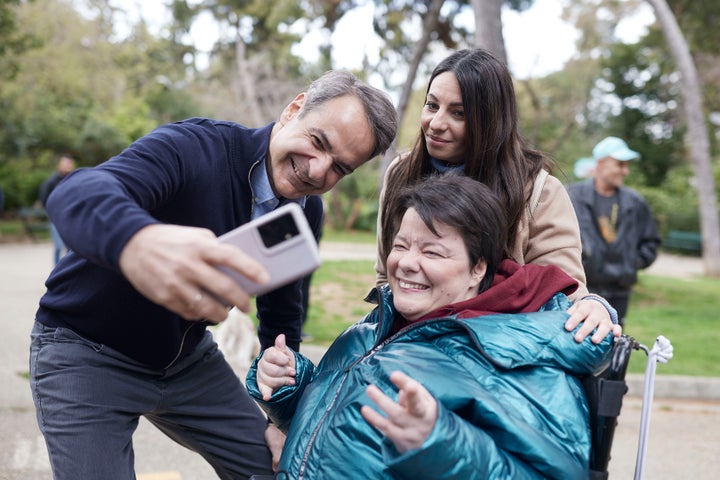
[567,136,661,325]
[38,153,75,264]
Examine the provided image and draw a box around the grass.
[303,259,720,378]
[0,218,49,242]
[0,219,24,235]
[623,273,720,376]
[304,260,377,343]
[321,227,376,244]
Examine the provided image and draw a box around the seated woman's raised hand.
[361,371,438,453]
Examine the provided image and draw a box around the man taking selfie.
[29,70,397,480]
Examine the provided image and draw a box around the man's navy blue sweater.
[36,118,323,369]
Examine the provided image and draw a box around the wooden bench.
[19,207,50,241]
[663,230,702,256]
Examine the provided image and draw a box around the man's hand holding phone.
[119,223,270,323]
[119,204,318,323]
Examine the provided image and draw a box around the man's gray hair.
[301,70,398,160]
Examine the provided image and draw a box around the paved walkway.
[1,241,718,479]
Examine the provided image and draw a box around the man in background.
[38,153,75,264]
[567,136,661,325]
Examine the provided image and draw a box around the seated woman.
[246,174,613,479]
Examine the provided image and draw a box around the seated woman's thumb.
[260,383,273,401]
[275,333,287,351]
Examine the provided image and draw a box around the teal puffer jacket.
[247,286,613,479]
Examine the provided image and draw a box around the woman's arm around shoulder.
[525,174,622,342]
[522,173,587,299]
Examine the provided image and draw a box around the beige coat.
[375,158,588,301]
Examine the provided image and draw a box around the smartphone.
[217,203,321,296]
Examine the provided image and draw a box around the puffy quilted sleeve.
[383,403,559,480]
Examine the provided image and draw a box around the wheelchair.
[585,334,673,480]
[251,334,673,480]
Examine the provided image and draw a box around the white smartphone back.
[217,203,321,296]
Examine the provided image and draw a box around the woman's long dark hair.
[380,48,552,264]
[387,174,508,293]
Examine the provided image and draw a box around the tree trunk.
[377,0,445,190]
[328,188,343,230]
[344,199,363,230]
[235,29,264,127]
[470,0,507,65]
[647,0,720,276]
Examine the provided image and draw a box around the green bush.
[635,166,700,236]
[0,156,52,210]
[322,159,382,232]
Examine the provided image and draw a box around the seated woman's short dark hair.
[387,173,508,292]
